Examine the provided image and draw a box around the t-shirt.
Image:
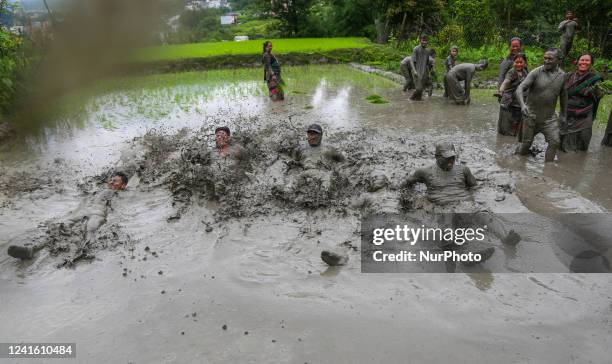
[406,163,477,205]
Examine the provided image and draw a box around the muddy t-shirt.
[295,143,343,170]
[209,143,246,172]
[409,164,477,205]
[86,188,116,217]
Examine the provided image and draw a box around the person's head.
[577,53,594,74]
[108,172,128,190]
[263,40,272,53]
[420,35,428,48]
[513,53,527,71]
[565,10,574,20]
[450,46,458,58]
[509,37,522,55]
[543,48,561,70]
[475,59,488,71]
[215,126,231,148]
[306,124,323,146]
[435,142,456,171]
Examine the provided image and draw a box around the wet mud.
[1,65,611,363]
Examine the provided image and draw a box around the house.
[220,12,238,25]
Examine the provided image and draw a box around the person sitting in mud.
[214,126,245,161]
[273,124,347,208]
[7,172,129,262]
[445,59,488,105]
[398,143,520,268]
[400,142,477,205]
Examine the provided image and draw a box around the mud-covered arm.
[464,68,474,100]
[516,70,536,113]
[499,70,513,93]
[463,166,477,188]
[558,20,568,31]
[323,147,346,163]
[399,168,427,189]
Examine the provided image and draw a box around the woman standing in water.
[560,53,603,152]
[497,37,528,135]
[262,40,284,101]
[497,53,528,137]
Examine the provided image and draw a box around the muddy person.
[558,11,578,59]
[262,40,284,101]
[496,53,528,137]
[443,46,458,98]
[602,110,612,147]
[516,48,567,162]
[560,53,604,152]
[445,59,488,105]
[400,55,415,92]
[409,35,433,101]
[399,143,494,265]
[7,172,129,261]
[273,124,346,208]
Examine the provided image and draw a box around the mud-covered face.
[510,40,521,54]
[450,48,458,57]
[513,57,525,71]
[215,130,230,148]
[420,38,428,48]
[436,156,455,171]
[577,55,592,73]
[108,175,127,190]
[565,11,573,20]
[307,131,322,146]
[543,51,559,70]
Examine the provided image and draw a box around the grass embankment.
[135,37,370,62]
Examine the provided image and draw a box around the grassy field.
[135,38,371,62]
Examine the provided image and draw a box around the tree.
[262,0,315,36]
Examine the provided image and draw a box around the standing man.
[409,35,432,101]
[444,59,488,105]
[516,48,567,162]
[400,55,415,92]
[558,11,578,59]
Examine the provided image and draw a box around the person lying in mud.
[516,48,567,162]
[273,124,347,208]
[397,142,520,267]
[6,172,129,262]
[445,59,488,105]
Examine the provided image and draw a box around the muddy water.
[1,65,611,363]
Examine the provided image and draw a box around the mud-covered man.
[400,142,477,205]
[516,48,567,162]
[398,142,520,268]
[409,35,433,101]
[558,10,578,59]
[7,172,129,262]
[274,124,347,208]
[445,59,488,105]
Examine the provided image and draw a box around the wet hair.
[215,126,231,136]
[262,40,271,54]
[477,59,488,68]
[509,37,522,46]
[546,48,561,59]
[112,172,128,185]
